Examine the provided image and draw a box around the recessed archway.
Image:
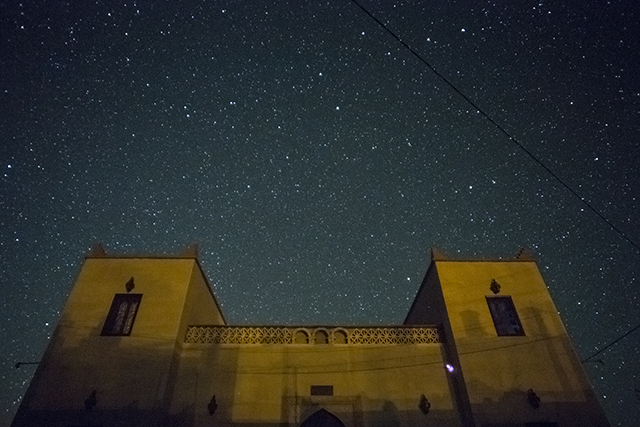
[314,329,329,344]
[300,409,346,427]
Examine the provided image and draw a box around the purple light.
[446,364,455,373]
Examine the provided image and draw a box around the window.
[101,294,142,336]
[486,296,524,336]
[314,330,329,344]
[295,330,309,343]
[333,330,347,344]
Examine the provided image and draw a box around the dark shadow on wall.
[521,307,571,392]
[12,322,183,427]
[460,310,491,338]
[376,401,400,427]
[168,342,241,427]
[465,377,608,427]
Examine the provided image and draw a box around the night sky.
[1,1,639,425]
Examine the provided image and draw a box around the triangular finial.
[431,247,448,261]
[515,247,535,260]
[182,243,199,257]
[89,243,106,257]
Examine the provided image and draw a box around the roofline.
[430,246,537,262]
[85,243,228,324]
[403,259,438,325]
[85,242,202,259]
[85,255,201,259]
[193,257,228,325]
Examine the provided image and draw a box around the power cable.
[582,322,640,363]
[348,0,640,254]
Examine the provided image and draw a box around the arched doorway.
[300,409,346,427]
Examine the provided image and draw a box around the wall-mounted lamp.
[84,390,97,411]
[208,395,218,415]
[125,277,135,293]
[527,388,540,409]
[419,394,431,414]
[490,279,501,295]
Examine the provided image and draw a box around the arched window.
[333,330,348,344]
[295,330,309,344]
[314,329,329,344]
[300,409,346,427]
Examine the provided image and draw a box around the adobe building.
[11,246,610,427]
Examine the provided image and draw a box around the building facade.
[11,247,610,427]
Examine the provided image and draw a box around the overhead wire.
[348,0,640,254]
[348,0,640,358]
[581,322,640,363]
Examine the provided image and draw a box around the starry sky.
[1,0,639,425]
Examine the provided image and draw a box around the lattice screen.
[349,327,439,344]
[185,326,293,344]
[185,326,439,344]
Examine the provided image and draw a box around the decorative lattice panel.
[185,326,293,344]
[348,327,440,344]
[186,326,440,344]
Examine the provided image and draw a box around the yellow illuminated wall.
[406,256,610,427]
[12,255,224,427]
[171,338,458,427]
[12,250,609,427]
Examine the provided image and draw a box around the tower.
[11,250,225,427]
[405,249,610,427]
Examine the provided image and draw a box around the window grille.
[101,294,142,336]
[486,296,525,336]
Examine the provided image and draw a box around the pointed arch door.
[300,409,346,427]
